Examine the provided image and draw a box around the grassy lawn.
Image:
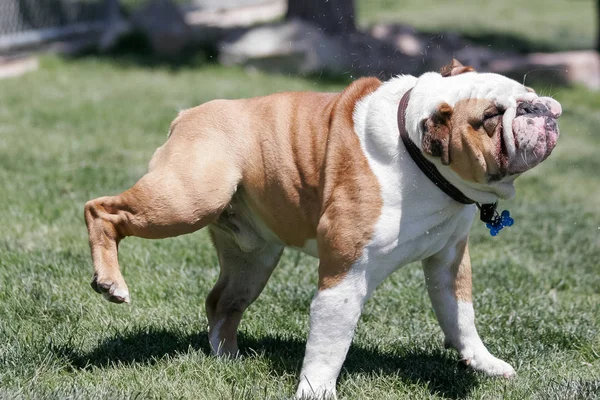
[1,2,599,395]
[0,54,598,399]
[358,0,597,52]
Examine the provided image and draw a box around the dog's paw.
[463,351,515,378]
[91,273,130,304]
[296,379,337,399]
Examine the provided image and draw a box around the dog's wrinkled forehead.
[406,71,532,134]
[444,72,532,108]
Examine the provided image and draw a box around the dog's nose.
[516,97,562,118]
[516,101,544,117]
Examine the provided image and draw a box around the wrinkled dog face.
[447,93,561,183]
[509,96,561,174]
[411,60,561,190]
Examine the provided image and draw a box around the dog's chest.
[352,80,476,271]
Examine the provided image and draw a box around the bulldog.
[84,60,561,398]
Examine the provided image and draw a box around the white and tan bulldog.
[84,60,561,398]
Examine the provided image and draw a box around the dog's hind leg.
[84,145,241,304]
[205,226,283,356]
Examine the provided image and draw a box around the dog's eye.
[470,108,503,130]
[485,105,506,119]
[483,110,502,120]
[482,110,503,136]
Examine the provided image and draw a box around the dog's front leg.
[296,264,370,399]
[422,237,515,377]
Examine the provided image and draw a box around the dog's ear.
[440,59,475,77]
[422,103,452,165]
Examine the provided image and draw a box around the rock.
[0,56,39,80]
[185,0,285,46]
[131,0,191,57]
[186,0,285,28]
[219,20,348,75]
[220,19,600,90]
[371,24,423,57]
[190,0,271,9]
[369,23,600,90]
[368,22,496,73]
[219,19,419,78]
[343,30,417,77]
[490,51,600,90]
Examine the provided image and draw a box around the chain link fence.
[0,0,279,54]
[0,0,194,53]
[0,0,115,52]
[0,0,110,35]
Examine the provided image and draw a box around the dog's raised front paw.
[91,273,130,304]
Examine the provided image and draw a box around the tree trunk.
[597,0,599,51]
[286,0,356,36]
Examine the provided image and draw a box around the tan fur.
[440,59,476,77]
[451,239,472,302]
[422,102,453,165]
[85,77,383,346]
[238,91,337,246]
[436,60,506,184]
[448,98,504,183]
[205,227,283,355]
[315,78,384,290]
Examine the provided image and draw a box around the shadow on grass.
[53,328,212,370]
[54,328,479,399]
[67,32,218,72]
[66,31,354,86]
[239,332,479,399]
[453,30,578,54]
[68,21,581,73]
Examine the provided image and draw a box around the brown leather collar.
[397,88,474,205]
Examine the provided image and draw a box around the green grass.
[358,0,597,52]
[1,50,599,399]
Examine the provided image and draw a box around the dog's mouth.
[505,97,561,175]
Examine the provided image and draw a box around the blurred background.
[0,1,598,399]
[1,0,598,86]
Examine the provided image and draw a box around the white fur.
[422,244,515,377]
[102,283,130,303]
[353,75,477,279]
[111,287,130,303]
[209,319,225,355]
[403,72,534,202]
[296,273,370,399]
[295,72,526,398]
